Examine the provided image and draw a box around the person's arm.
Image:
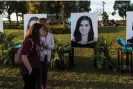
[21,39,32,74]
[47,33,55,50]
[22,55,32,74]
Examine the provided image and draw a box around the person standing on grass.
[38,18,55,89]
[20,23,43,89]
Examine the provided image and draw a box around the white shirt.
[40,36,47,61]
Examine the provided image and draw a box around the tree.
[15,1,28,23]
[28,1,40,14]
[102,11,109,24]
[112,11,116,16]
[75,1,91,12]
[38,1,47,13]
[39,1,60,19]
[38,1,91,24]
[3,1,16,24]
[0,1,28,24]
[113,0,133,20]
[0,1,5,14]
[13,1,28,24]
[38,1,91,16]
[63,1,91,17]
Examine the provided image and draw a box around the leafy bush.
[50,42,70,70]
[4,24,23,29]
[50,24,70,34]
[0,32,16,65]
[93,35,116,71]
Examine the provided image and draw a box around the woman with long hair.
[21,23,42,89]
[38,18,55,89]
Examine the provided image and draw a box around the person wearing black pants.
[38,18,55,89]
[20,23,43,89]
[22,69,40,89]
[40,55,48,89]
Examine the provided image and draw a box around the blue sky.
[3,0,133,21]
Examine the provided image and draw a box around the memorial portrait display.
[24,14,47,37]
[0,15,3,32]
[126,12,133,44]
[71,12,98,48]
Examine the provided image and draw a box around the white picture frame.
[71,12,98,48]
[126,12,133,44]
[0,15,3,32]
[24,14,47,37]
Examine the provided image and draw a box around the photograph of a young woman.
[126,12,133,46]
[0,15,3,32]
[71,15,96,48]
[24,14,47,37]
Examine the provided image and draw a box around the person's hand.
[28,67,32,75]
[43,43,48,48]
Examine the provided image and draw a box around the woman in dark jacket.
[21,23,43,89]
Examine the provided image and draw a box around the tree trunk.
[122,16,125,20]
[8,15,11,24]
[61,7,64,25]
[22,13,24,20]
[16,12,19,24]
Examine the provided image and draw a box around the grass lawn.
[1,27,133,89]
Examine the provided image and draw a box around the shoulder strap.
[28,38,34,52]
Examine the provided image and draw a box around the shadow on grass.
[99,27,125,33]
[0,56,130,89]
[0,75,23,89]
[50,56,119,75]
[47,79,133,89]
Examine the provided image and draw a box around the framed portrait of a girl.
[126,12,133,44]
[0,15,3,32]
[24,14,47,37]
[71,12,98,48]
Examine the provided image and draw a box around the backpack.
[14,39,34,65]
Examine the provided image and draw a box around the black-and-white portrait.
[71,12,98,48]
[24,14,47,37]
[126,12,133,44]
[0,15,3,32]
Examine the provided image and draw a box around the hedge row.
[4,24,23,29]
[50,27,70,34]
[5,24,71,34]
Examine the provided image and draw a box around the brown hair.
[25,23,43,45]
[38,18,51,32]
[39,18,48,25]
[42,25,48,33]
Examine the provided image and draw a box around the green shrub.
[50,40,70,70]
[4,24,23,29]
[93,35,116,71]
[0,32,16,65]
[50,24,70,34]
